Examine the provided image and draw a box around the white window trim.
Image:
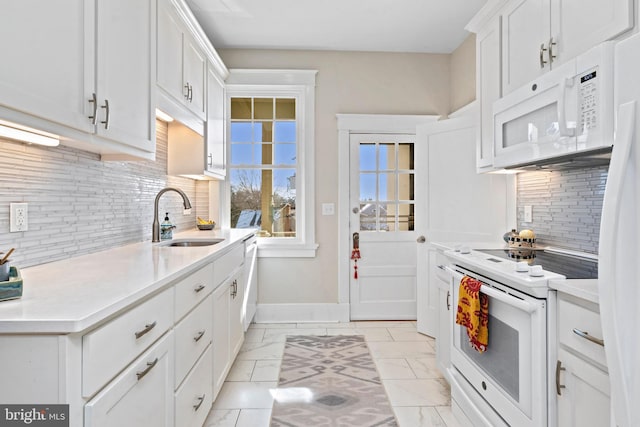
[225,69,318,258]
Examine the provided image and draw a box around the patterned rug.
[270,335,398,427]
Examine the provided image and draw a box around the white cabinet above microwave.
[492,42,615,169]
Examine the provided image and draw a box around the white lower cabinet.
[175,345,213,427]
[436,273,452,382]
[556,292,610,427]
[85,331,174,427]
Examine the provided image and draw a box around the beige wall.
[219,49,451,304]
[450,34,477,112]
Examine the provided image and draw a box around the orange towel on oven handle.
[455,275,489,353]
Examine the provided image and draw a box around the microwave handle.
[558,77,576,137]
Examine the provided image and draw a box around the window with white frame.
[225,70,318,257]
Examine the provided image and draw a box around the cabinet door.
[551,0,632,66]
[557,349,610,427]
[157,0,185,103]
[0,0,94,133]
[229,275,245,360]
[436,280,452,381]
[95,0,155,152]
[205,66,226,178]
[212,282,230,399]
[476,16,501,171]
[183,34,207,119]
[85,332,174,427]
[501,0,551,94]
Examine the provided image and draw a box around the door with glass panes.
[349,134,424,320]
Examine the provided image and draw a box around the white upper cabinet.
[0,0,94,134]
[501,0,632,95]
[205,65,226,178]
[0,0,156,159]
[157,0,206,120]
[95,0,156,152]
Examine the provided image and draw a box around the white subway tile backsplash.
[516,166,607,254]
[0,120,208,268]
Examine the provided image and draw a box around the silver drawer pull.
[194,284,206,293]
[194,330,206,342]
[136,358,158,381]
[556,360,566,395]
[446,290,451,311]
[193,394,205,411]
[572,328,604,347]
[134,321,157,339]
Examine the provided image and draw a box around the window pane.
[360,173,376,202]
[379,143,395,170]
[261,143,273,166]
[230,169,262,228]
[274,121,296,142]
[398,203,415,231]
[380,203,394,231]
[231,98,251,119]
[272,169,296,238]
[276,98,295,119]
[359,143,376,171]
[254,98,273,120]
[398,143,414,169]
[359,202,377,231]
[274,144,296,165]
[230,144,252,165]
[230,122,252,142]
[379,173,396,201]
[398,173,414,201]
[255,122,273,143]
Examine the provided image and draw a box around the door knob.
[352,207,359,214]
[417,236,426,243]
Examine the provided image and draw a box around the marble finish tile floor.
[204,321,461,427]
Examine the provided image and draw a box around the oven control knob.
[516,261,529,272]
[459,246,471,254]
[529,265,544,276]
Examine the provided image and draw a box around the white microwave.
[493,42,615,169]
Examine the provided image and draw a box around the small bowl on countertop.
[197,223,215,230]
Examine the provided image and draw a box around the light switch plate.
[524,205,532,222]
[322,203,335,216]
[10,202,28,232]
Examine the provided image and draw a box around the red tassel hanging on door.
[351,232,361,279]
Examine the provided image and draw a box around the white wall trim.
[336,114,440,308]
[255,303,350,323]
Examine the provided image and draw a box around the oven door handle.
[479,284,537,314]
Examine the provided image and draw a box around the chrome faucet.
[152,187,192,242]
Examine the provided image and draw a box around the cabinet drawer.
[435,251,449,282]
[83,288,174,397]
[85,331,174,427]
[175,263,214,322]
[557,295,606,367]
[174,294,213,386]
[175,344,213,427]
[213,245,244,286]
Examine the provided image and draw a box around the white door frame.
[336,114,439,314]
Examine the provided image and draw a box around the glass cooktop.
[476,249,598,280]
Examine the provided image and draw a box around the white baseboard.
[255,303,350,324]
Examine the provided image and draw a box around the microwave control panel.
[579,68,599,132]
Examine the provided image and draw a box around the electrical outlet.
[10,203,28,232]
[322,203,335,216]
[524,205,533,223]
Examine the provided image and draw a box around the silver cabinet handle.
[572,328,604,347]
[193,394,205,411]
[539,43,548,68]
[134,321,157,339]
[184,83,190,100]
[136,358,158,381]
[207,153,213,167]
[446,290,451,311]
[556,360,566,395]
[88,93,98,125]
[194,284,206,293]
[188,84,193,102]
[194,330,206,342]
[548,37,557,64]
[100,99,110,129]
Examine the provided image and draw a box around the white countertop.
[430,240,509,252]
[549,278,600,304]
[0,228,255,334]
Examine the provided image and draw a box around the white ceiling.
[186,0,488,54]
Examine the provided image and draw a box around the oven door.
[450,268,548,427]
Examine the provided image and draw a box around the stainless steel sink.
[158,239,224,247]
